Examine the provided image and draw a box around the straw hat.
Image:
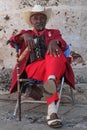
[24,5,51,26]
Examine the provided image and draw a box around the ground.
[0,67,87,130]
[0,89,87,130]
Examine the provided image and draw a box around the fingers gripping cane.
[7,40,21,121]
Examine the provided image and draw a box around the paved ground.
[0,92,87,130]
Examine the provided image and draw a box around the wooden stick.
[7,40,22,121]
[16,51,21,121]
[18,47,31,62]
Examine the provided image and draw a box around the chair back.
[63,45,70,57]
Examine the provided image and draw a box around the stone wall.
[0,0,87,85]
[0,0,87,69]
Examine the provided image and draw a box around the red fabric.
[64,59,75,89]
[46,92,59,105]
[25,52,66,83]
[25,52,70,105]
[9,28,75,98]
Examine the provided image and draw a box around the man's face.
[30,13,47,31]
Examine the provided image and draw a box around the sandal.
[47,113,63,128]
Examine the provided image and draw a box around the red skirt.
[25,53,66,105]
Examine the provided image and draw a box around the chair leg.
[13,93,23,117]
[56,77,64,112]
[56,77,75,113]
[13,95,47,117]
[13,100,19,117]
[70,87,75,105]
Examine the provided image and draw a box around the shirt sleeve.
[9,30,27,49]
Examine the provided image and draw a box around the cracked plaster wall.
[0,0,87,69]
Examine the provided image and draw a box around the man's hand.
[47,40,60,56]
[22,33,35,51]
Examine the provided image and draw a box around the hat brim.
[24,8,52,27]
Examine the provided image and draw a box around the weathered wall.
[0,0,87,69]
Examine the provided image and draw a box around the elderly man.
[9,5,75,128]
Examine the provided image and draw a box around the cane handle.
[18,47,31,61]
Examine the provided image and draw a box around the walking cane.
[7,40,21,121]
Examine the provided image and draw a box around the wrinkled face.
[30,13,47,31]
